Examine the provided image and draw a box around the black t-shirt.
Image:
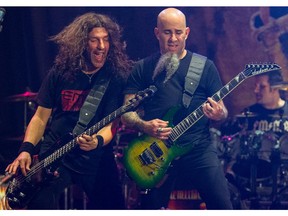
[241,102,288,134]
[123,51,224,153]
[36,67,126,174]
[228,101,288,162]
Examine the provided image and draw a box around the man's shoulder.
[133,52,160,70]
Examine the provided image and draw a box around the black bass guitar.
[4,85,157,209]
[123,63,280,189]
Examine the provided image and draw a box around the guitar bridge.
[138,149,155,165]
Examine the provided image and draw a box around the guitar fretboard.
[169,72,246,142]
[168,63,278,143]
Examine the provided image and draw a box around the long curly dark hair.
[49,12,133,80]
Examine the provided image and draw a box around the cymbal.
[236,113,288,119]
[267,114,288,118]
[271,81,288,91]
[4,91,38,102]
[0,135,24,141]
[235,111,258,118]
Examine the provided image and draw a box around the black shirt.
[36,67,126,174]
[124,51,223,150]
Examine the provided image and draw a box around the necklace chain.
[83,71,96,83]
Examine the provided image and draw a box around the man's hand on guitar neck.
[77,134,103,151]
[203,97,228,121]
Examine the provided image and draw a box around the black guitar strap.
[182,53,207,108]
[73,72,111,136]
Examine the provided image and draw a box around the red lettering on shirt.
[61,90,89,111]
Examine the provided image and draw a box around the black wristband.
[96,135,104,149]
[18,141,35,155]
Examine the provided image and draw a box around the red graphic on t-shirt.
[61,90,89,111]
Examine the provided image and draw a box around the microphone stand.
[241,109,259,209]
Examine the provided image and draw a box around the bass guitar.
[4,85,157,209]
[123,63,280,189]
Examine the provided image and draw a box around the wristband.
[96,135,104,149]
[18,141,35,155]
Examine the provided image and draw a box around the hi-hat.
[235,111,258,118]
[4,91,38,102]
[271,82,288,91]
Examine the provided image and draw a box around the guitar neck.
[170,71,247,142]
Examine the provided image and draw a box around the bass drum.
[231,131,275,180]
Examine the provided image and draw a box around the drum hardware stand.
[270,147,281,209]
[270,111,284,209]
[249,148,260,209]
[23,100,32,132]
[248,131,264,209]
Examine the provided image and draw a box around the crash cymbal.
[4,91,38,102]
[271,81,288,91]
[267,114,288,118]
[235,111,258,118]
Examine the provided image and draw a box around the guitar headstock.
[126,85,157,111]
[244,63,281,78]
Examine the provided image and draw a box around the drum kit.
[0,90,38,174]
[212,108,288,209]
[1,90,38,135]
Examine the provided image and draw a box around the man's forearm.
[121,111,145,131]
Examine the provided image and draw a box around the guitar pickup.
[150,142,163,158]
[138,149,155,165]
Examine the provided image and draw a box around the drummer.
[224,69,288,156]
[239,69,288,134]
[225,69,288,180]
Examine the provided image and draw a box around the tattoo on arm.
[122,94,145,131]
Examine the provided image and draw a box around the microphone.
[0,8,6,32]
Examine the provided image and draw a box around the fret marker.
[226,84,230,91]
[235,75,240,82]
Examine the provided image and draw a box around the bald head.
[155,8,189,59]
[157,8,187,28]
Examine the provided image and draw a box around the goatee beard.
[152,52,180,83]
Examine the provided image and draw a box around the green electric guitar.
[123,63,281,189]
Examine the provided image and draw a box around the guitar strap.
[182,53,207,108]
[73,72,111,136]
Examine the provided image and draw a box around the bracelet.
[96,135,104,149]
[18,141,35,155]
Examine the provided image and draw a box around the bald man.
[121,8,233,209]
